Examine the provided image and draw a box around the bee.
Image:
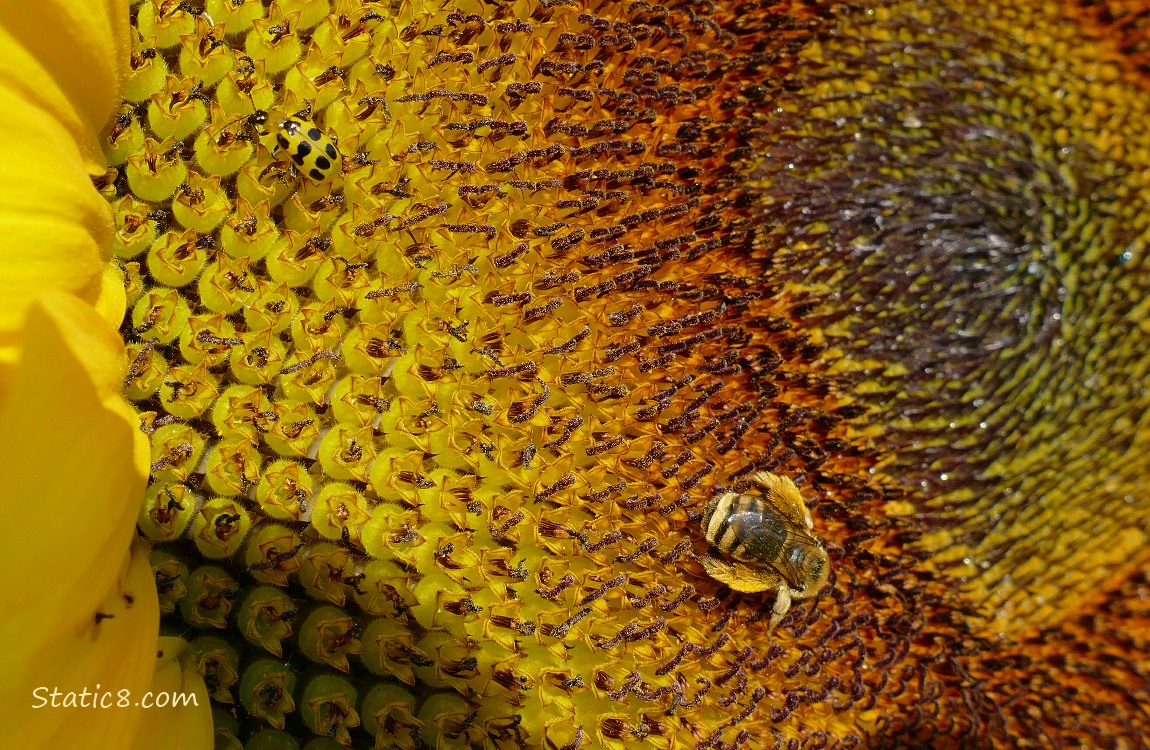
[700,471,830,630]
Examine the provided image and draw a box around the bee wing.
[700,555,783,594]
[750,471,813,530]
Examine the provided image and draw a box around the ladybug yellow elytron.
[251,110,341,181]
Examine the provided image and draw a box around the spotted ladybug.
[251,109,341,181]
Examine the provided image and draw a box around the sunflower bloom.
[5,0,1147,748]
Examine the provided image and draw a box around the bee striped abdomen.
[704,492,787,565]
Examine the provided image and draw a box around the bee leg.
[768,586,794,632]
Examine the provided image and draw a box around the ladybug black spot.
[296,141,312,160]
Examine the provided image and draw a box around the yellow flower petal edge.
[128,637,213,750]
[0,3,200,746]
[0,0,127,367]
[0,295,201,748]
[0,0,128,172]
[7,539,153,749]
[95,262,129,346]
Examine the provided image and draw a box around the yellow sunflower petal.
[94,261,129,338]
[0,0,128,170]
[11,539,158,748]
[126,637,213,750]
[0,0,126,362]
[0,295,160,747]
